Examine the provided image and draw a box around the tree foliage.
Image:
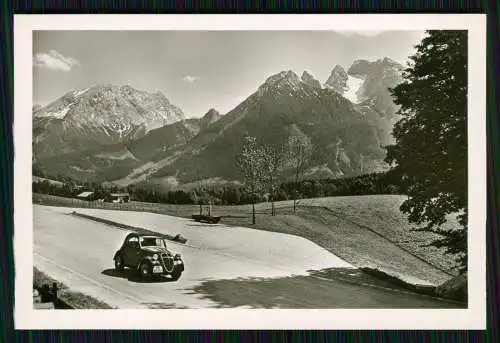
[261,143,286,216]
[287,135,313,212]
[236,136,267,224]
[385,30,468,273]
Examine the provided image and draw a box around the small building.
[107,193,130,203]
[76,191,95,201]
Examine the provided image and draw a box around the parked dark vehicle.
[192,214,221,224]
[113,233,184,280]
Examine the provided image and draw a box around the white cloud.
[33,50,81,71]
[182,75,199,83]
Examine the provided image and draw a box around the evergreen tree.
[385,30,468,273]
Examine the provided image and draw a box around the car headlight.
[152,254,159,260]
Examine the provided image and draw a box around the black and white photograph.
[15,14,486,329]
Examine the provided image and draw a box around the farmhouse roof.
[77,191,94,198]
[110,193,129,197]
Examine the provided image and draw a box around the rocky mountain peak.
[325,65,349,93]
[348,57,404,77]
[256,70,306,97]
[202,108,221,123]
[347,59,372,76]
[301,71,321,89]
[333,64,346,73]
[264,70,301,86]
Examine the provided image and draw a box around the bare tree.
[236,136,266,225]
[262,143,286,216]
[287,135,312,213]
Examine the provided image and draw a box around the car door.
[122,236,141,267]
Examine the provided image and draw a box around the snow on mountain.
[324,65,366,104]
[343,75,365,104]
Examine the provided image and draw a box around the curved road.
[33,205,462,309]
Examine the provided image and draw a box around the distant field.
[33,193,460,285]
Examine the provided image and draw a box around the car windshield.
[140,237,166,248]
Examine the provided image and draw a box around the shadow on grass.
[182,268,466,309]
[101,268,177,283]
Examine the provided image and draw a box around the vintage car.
[113,232,184,280]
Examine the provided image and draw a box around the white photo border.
[14,14,487,330]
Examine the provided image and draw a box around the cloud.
[182,75,199,83]
[33,50,81,71]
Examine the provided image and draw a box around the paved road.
[33,205,462,309]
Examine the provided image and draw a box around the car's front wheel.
[139,261,151,279]
[114,254,124,271]
[170,269,182,281]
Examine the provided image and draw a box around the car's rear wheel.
[114,254,124,271]
[139,261,151,279]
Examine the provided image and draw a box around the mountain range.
[33,58,404,189]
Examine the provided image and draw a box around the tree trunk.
[293,189,299,214]
[293,170,300,214]
[252,201,256,225]
[199,202,202,215]
[272,201,275,216]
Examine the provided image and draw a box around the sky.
[33,30,427,118]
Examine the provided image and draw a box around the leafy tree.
[287,135,313,213]
[236,136,266,224]
[261,143,286,216]
[385,30,468,273]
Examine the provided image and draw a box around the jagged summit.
[263,70,301,87]
[202,108,221,123]
[256,70,310,97]
[301,71,321,89]
[333,64,346,72]
[325,65,349,93]
[348,57,403,76]
[35,84,183,123]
